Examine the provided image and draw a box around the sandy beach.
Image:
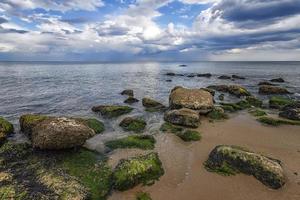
[108,112,300,200]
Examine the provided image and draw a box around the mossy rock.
[19,114,49,136]
[136,192,152,200]
[124,96,139,104]
[105,135,156,150]
[207,107,228,120]
[92,105,133,118]
[164,108,200,128]
[257,116,300,126]
[160,122,184,134]
[142,98,166,112]
[119,117,146,133]
[176,130,201,142]
[82,118,105,134]
[0,117,14,143]
[0,142,31,162]
[112,152,164,191]
[246,96,263,107]
[269,96,295,109]
[204,145,285,189]
[248,109,267,117]
[60,149,113,200]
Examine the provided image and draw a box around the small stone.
[121,89,134,96]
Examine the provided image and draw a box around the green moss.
[92,105,133,118]
[220,103,242,112]
[61,149,113,200]
[176,130,201,142]
[84,118,105,134]
[221,105,235,112]
[105,135,156,150]
[0,117,14,135]
[136,192,152,200]
[0,142,31,162]
[19,114,48,135]
[246,96,263,107]
[236,100,251,109]
[248,109,267,117]
[269,96,295,109]
[112,152,164,191]
[204,161,239,176]
[119,117,146,133]
[160,122,184,134]
[0,185,27,200]
[207,109,229,120]
[257,116,300,126]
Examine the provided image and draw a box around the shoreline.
[108,113,300,200]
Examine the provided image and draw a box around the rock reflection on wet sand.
[108,113,300,200]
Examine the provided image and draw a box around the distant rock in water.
[279,102,300,121]
[169,86,214,113]
[258,81,276,86]
[166,79,172,82]
[259,85,291,95]
[218,75,231,80]
[179,64,187,67]
[197,73,212,78]
[186,73,196,78]
[164,108,200,128]
[270,78,285,83]
[92,105,133,118]
[232,75,245,79]
[165,72,176,76]
[124,96,139,104]
[121,89,134,96]
[205,145,286,189]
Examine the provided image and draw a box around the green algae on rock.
[124,96,139,104]
[119,117,147,133]
[0,117,14,143]
[112,152,164,191]
[164,108,200,128]
[248,109,267,117]
[207,107,228,120]
[136,192,152,200]
[92,105,133,118]
[246,96,263,107]
[269,96,296,109]
[160,122,201,142]
[160,122,184,134]
[204,145,286,189]
[142,98,166,112]
[20,114,49,136]
[78,118,105,134]
[105,135,156,150]
[257,116,300,126]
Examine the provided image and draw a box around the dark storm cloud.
[214,0,300,22]
[0,17,8,24]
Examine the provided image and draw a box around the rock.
[165,72,176,76]
[31,117,95,149]
[258,116,300,126]
[142,98,166,111]
[164,108,200,128]
[279,102,300,120]
[270,78,285,83]
[112,152,164,191]
[258,81,276,86]
[269,96,295,109]
[218,94,224,101]
[0,117,14,143]
[246,96,263,107]
[197,73,212,78]
[201,88,215,96]
[105,135,155,150]
[205,145,286,189]
[186,74,196,78]
[169,87,214,113]
[232,75,245,79]
[92,105,133,118]
[207,107,228,120]
[179,64,187,67]
[119,117,146,133]
[218,75,231,80]
[20,114,49,137]
[79,118,105,134]
[207,85,250,98]
[121,89,134,96]
[166,79,172,82]
[259,85,291,95]
[124,96,139,104]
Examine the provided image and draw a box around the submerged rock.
[269,96,295,109]
[197,73,212,78]
[124,96,139,104]
[119,117,146,133]
[164,108,200,128]
[258,81,276,86]
[169,87,213,113]
[92,105,133,118]
[205,145,286,189]
[218,94,224,101]
[0,117,14,143]
[232,75,245,79]
[246,96,263,107]
[142,97,166,112]
[218,75,231,80]
[259,85,291,95]
[121,89,134,96]
[279,102,300,121]
[270,78,285,83]
[31,117,95,149]
[112,152,164,191]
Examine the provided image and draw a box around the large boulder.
[164,108,200,128]
[279,102,300,120]
[169,87,213,113]
[207,85,250,98]
[0,117,14,143]
[205,145,286,189]
[31,117,95,149]
[92,105,133,118]
[259,85,291,95]
[112,153,164,191]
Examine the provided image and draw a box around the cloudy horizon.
[0,0,300,61]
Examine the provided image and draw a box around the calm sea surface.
[1,61,300,131]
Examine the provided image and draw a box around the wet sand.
[108,113,300,200]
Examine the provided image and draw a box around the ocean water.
[1,61,300,133]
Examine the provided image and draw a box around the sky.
[0,0,300,61]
